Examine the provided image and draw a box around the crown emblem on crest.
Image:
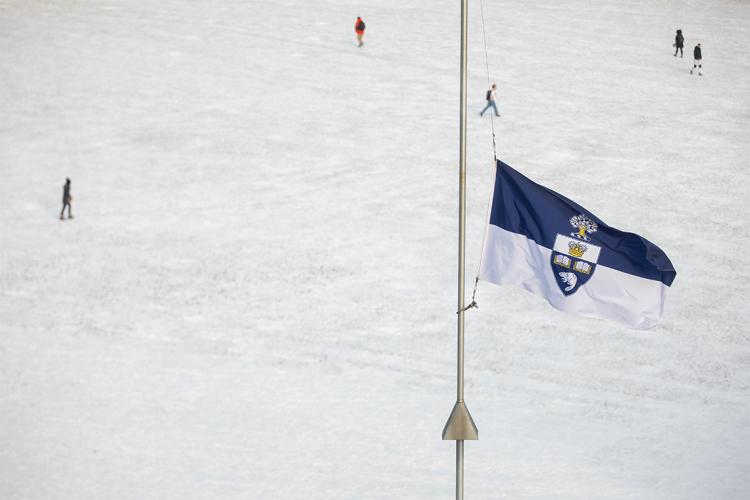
[569,215,598,241]
[568,240,587,258]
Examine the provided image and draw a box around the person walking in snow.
[673,29,684,57]
[480,84,500,117]
[690,43,703,75]
[355,17,366,47]
[60,178,73,220]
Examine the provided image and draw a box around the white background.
[1,0,748,498]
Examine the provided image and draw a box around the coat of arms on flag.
[551,216,601,295]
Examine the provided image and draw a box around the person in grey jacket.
[480,84,500,117]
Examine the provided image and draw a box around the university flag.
[478,160,677,329]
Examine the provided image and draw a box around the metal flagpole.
[442,0,478,499]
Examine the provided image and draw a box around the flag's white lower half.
[479,225,668,329]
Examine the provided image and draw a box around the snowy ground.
[1,0,749,498]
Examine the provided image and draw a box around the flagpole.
[458,0,468,405]
[442,0,478,498]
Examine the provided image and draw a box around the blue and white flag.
[478,160,676,329]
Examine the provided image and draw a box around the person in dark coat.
[690,43,702,75]
[60,178,73,220]
[673,29,684,57]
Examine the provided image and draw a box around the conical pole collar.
[442,401,478,440]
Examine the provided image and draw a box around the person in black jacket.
[60,178,73,220]
[690,43,702,75]
[673,29,684,57]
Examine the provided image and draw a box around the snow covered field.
[1,0,749,498]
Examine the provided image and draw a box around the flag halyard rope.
[457,277,479,314]
[467,0,501,309]
[479,0,498,162]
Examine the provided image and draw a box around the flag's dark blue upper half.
[489,160,676,286]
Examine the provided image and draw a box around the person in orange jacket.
[355,17,366,47]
